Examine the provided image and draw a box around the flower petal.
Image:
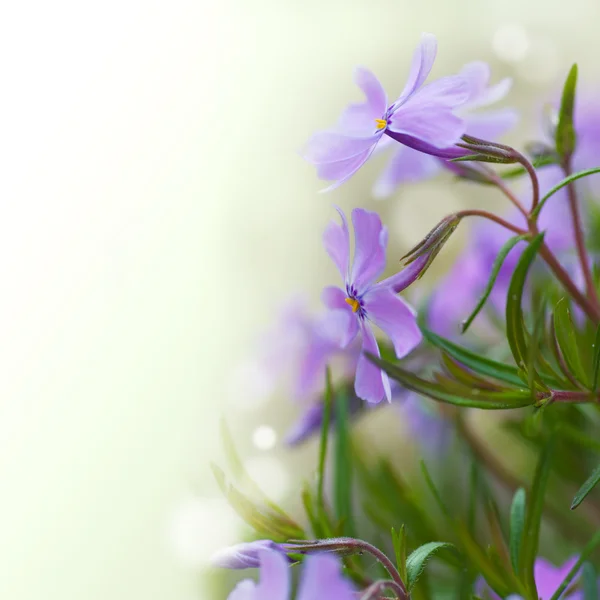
[364,288,422,358]
[355,321,391,403]
[373,144,441,197]
[458,61,491,104]
[389,77,470,148]
[285,402,325,446]
[323,208,350,280]
[465,108,519,140]
[227,579,258,600]
[395,32,438,105]
[376,254,429,293]
[350,208,387,293]
[295,332,334,399]
[303,131,380,164]
[315,148,375,189]
[321,308,359,348]
[321,285,348,310]
[297,554,356,600]
[253,550,290,600]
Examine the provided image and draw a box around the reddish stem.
[456,209,527,235]
[563,159,600,311]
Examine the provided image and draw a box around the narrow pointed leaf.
[368,354,532,409]
[462,235,528,333]
[531,167,600,218]
[571,462,600,510]
[520,438,555,598]
[505,233,545,380]
[406,542,456,590]
[553,298,590,388]
[317,367,333,513]
[333,389,354,535]
[509,488,526,574]
[422,328,524,387]
[555,63,578,159]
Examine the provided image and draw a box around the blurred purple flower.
[374,61,518,197]
[475,557,583,599]
[227,550,355,600]
[303,33,471,191]
[212,540,288,570]
[322,207,423,403]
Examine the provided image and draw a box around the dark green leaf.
[509,488,526,575]
[520,438,555,598]
[571,461,600,510]
[555,63,578,159]
[505,233,545,382]
[406,542,456,590]
[549,530,600,600]
[531,167,600,218]
[462,235,529,333]
[368,354,532,409]
[317,367,333,513]
[583,563,598,600]
[451,153,516,164]
[333,389,354,535]
[422,328,525,387]
[553,298,590,388]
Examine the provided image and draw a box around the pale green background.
[0,1,599,599]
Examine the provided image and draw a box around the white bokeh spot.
[492,24,530,63]
[252,425,277,450]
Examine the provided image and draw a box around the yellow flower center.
[345,297,360,313]
[375,118,387,130]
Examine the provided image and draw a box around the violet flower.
[303,33,470,191]
[322,207,423,403]
[475,557,583,599]
[227,550,355,600]
[374,61,517,197]
[211,540,288,570]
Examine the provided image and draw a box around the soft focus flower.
[227,550,356,600]
[303,33,470,191]
[211,540,287,570]
[374,61,518,197]
[322,207,423,403]
[475,557,582,599]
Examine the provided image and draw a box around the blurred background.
[1,1,599,599]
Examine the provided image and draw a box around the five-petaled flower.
[322,206,423,403]
[302,32,471,191]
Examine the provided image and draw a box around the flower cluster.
[212,32,600,600]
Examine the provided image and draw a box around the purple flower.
[303,33,470,191]
[211,540,287,570]
[322,207,422,403]
[374,61,518,197]
[475,557,583,599]
[227,550,356,600]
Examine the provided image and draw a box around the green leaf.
[391,526,408,584]
[571,461,600,510]
[462,235,529,333]
[406,542,456,590]
[553,298,590,388]
[317,367,333,514]
[333,389,354,535]
[583,563,598,600]
[531,167,600,218]
[368,355,532,409]
[422,328,525,387]
[555,63,578,159]
[505,233,545,382]
[509,488,526,575]
[520,438,555,598]
[591,323,600,392]
[549,530,600,600]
